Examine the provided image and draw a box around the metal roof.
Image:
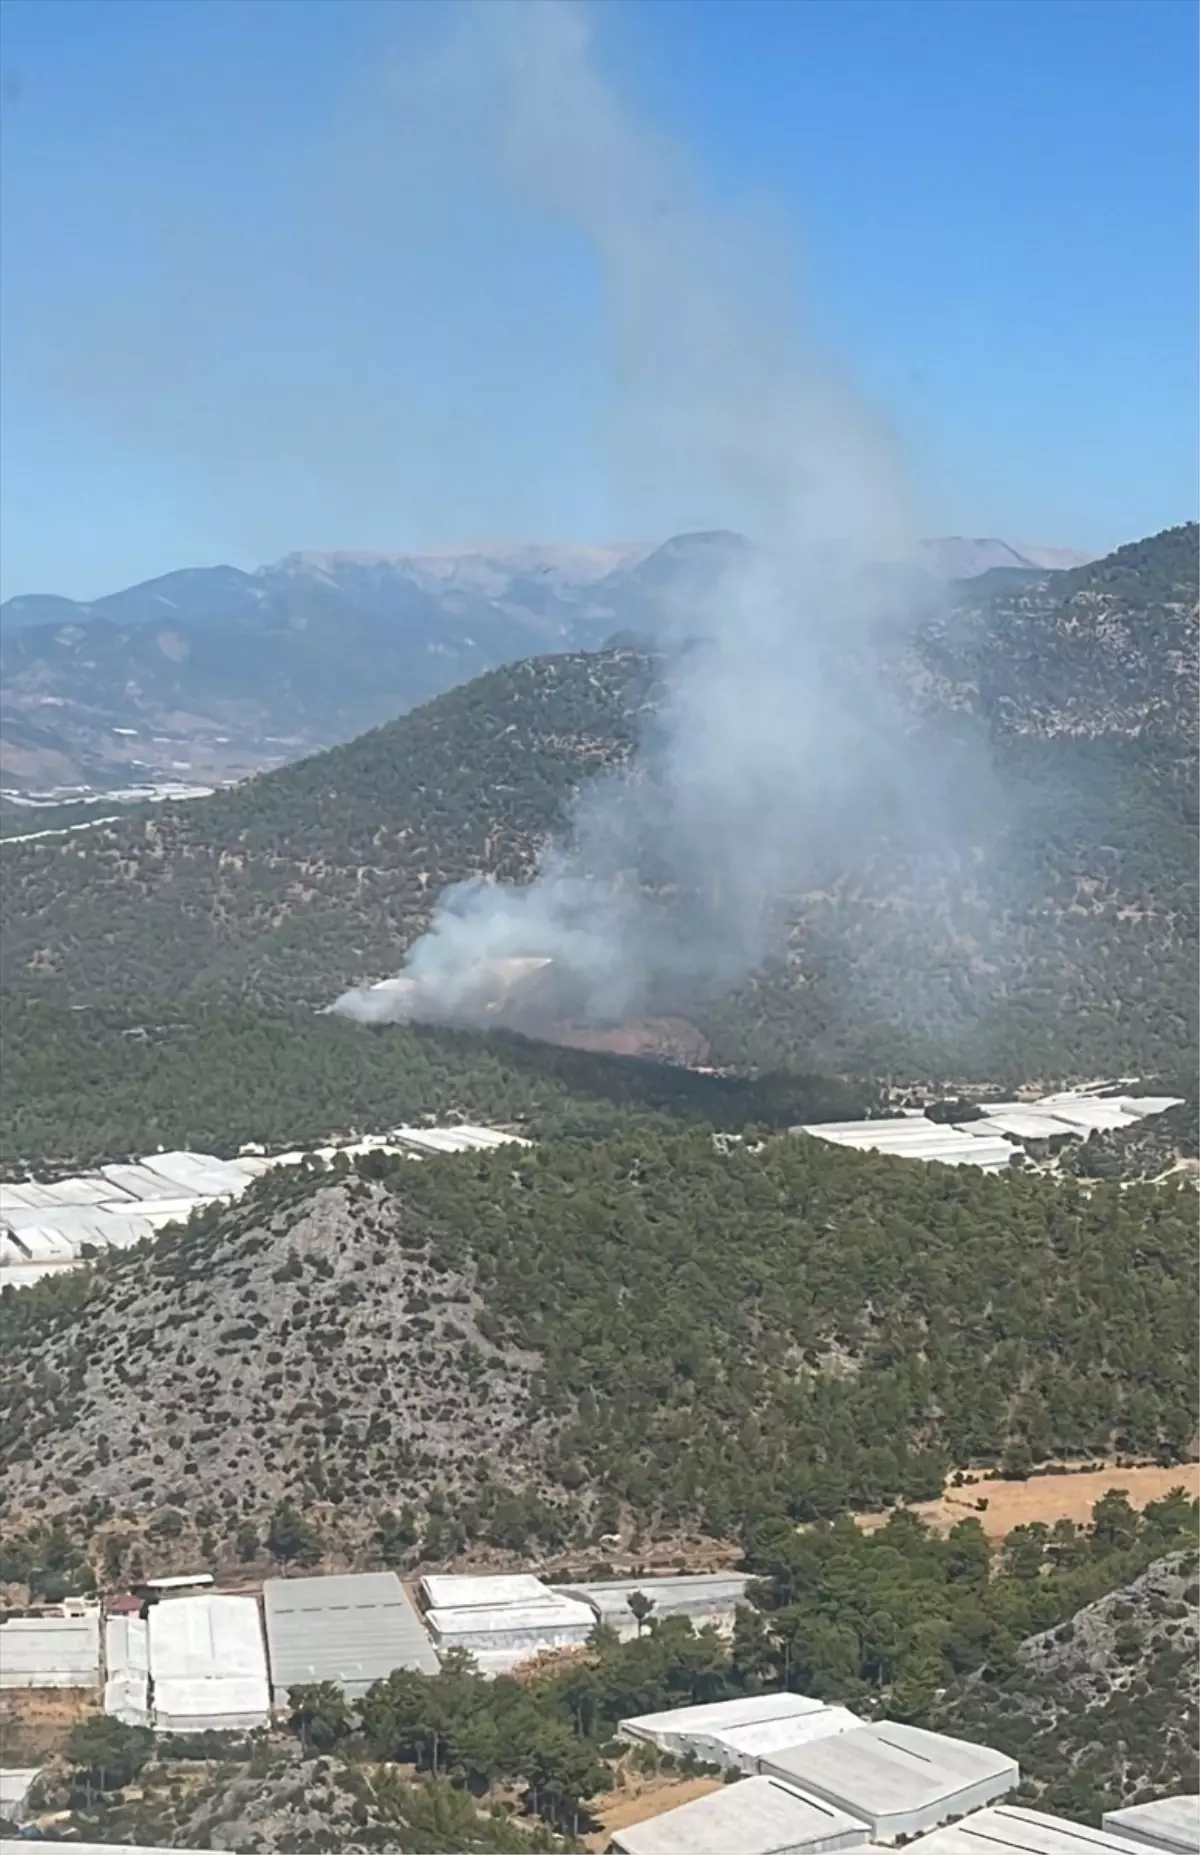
[917,1806,1165,1855]
[104,1615,150,1726]
[36,1176,115,1206]
[1040,1102,1141,1132]
[420,1572,549,1609]
[393,1125,531,1154]
[966,1111,1072,1141]
[1102,1798,1200,1855]
[146,1594,269,1730]
[622,1693,833,1741]
[762,1722,1017,1829]
[426,1595,594,1639]
[798,1121,1023,1168]
[0,1615,100,1687]
[707,1706,862,1762]
[609,1775,871,1855]
[554,1573,751,1611]
[0,1768,42,1818]
[263,1571,439,1690]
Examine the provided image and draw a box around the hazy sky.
[1,0,1196,599]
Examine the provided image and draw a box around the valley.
[0,526,1195,1855]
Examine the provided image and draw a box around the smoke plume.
[333,0,984,1035]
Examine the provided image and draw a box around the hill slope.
[0,526,1194,1078]
[0,534,1092,788]
[0,1133,1195,1572]
[936,1550,1199,1818]
[0,646,652,1003]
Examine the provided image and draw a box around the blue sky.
[1,0,1195,598]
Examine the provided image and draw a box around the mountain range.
[0,533,1094,790]
[1,523,1194,1083]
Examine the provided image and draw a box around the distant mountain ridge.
[0,531,1095,790]
[918,537,1096,579]
[1,524,1193,1081]
[0,533,1090,629]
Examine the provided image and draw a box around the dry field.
[857,1462,1200,1541]
[586,1772,724,1851]
[0,1686,97,1762]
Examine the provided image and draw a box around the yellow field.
[856,1462,1200,1540]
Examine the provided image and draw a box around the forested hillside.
[0,996,873,1172]
[0,525,1194,1083]
[0,649,654,1005]
[936,1549,1199,1818]
[0,1134,1194,1572]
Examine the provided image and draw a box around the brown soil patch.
[0,1687,97,1762]
[586,1773,725,1851]
[538,1018,711,1066]
[856,1462,1200,1541]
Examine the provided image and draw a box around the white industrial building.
[419,1572,594,1672]
[1102,1798,1200,1855]
[0,1613,100,1689]
[795,1117,1020,1170]
[146,1593,270,1733]
[0,1768,42,1825]
[608,1775,871,1855]
[0,1154,261,1290]
[912,1805,1169,1855]
[553,1573,752,1641]
[104,1614,150,1724]
[619,1693,858,1766]
[797,1089,1184,1171]
[700,1705,862,1775]
[392,1125,532,1155]
[1,1126,531,1290]
[760,1722,1018,1842]
[263,1571,439,1697]
[420,1571,549,1608]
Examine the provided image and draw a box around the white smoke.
[334,0,964,1034]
